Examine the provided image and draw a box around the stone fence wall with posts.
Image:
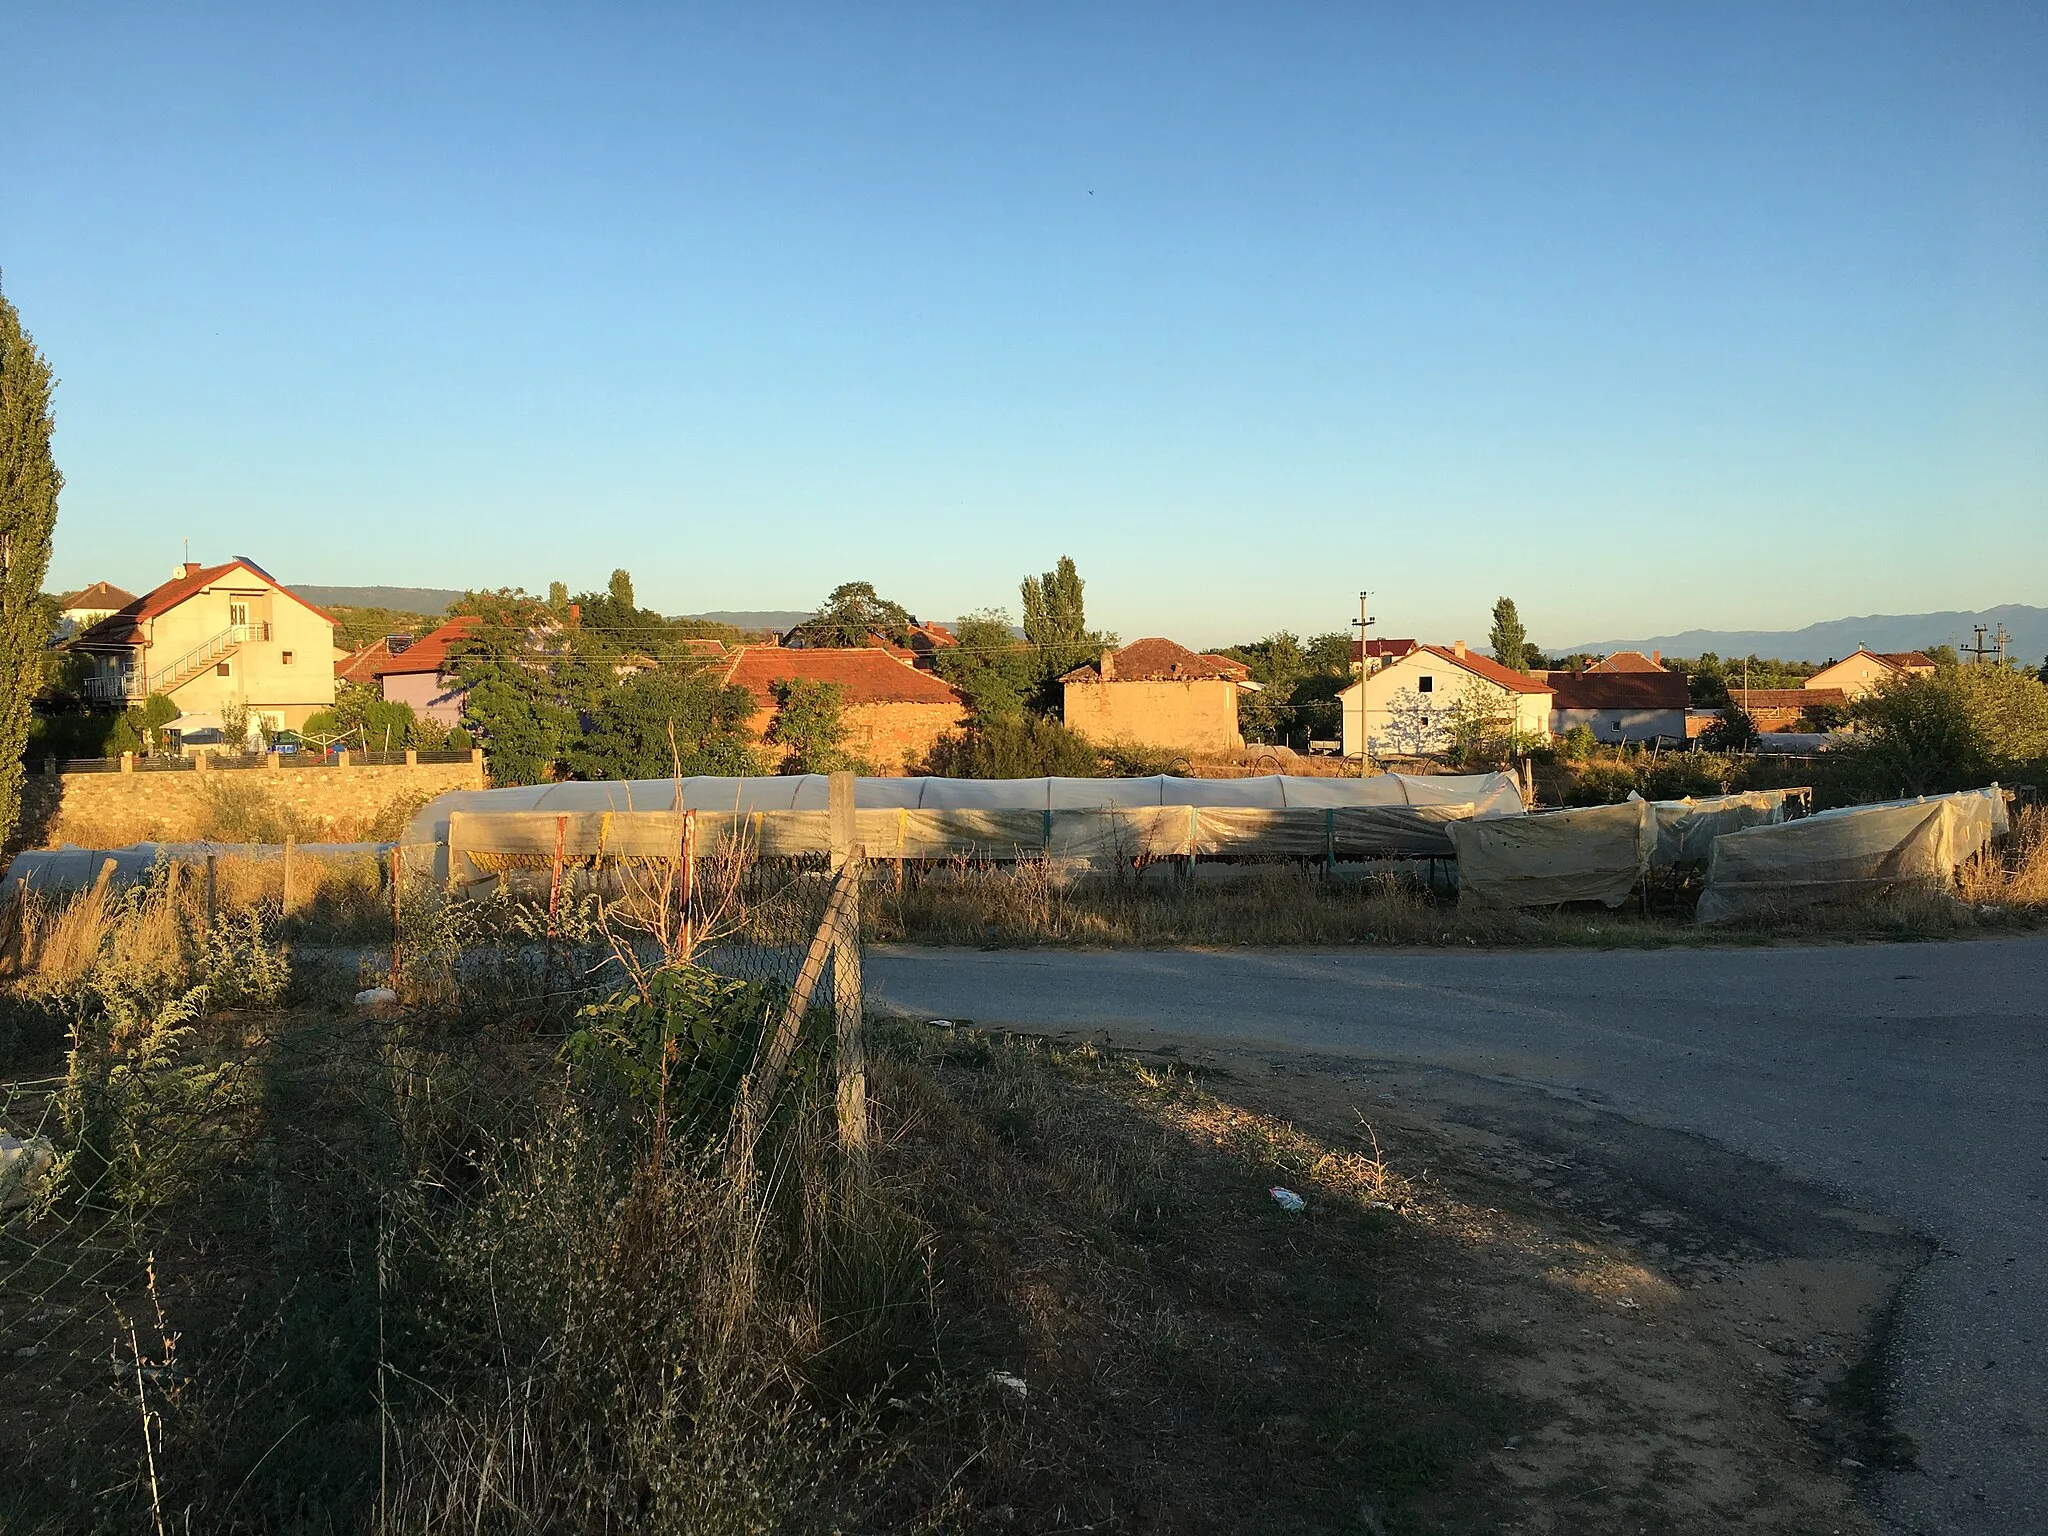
[12,750,488,853]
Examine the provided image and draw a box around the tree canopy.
[0,288,61,844]
[785,582,916,649]
[1488,598,1530,673]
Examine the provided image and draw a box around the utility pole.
[1350,591,1375,777]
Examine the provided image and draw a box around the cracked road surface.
[868,936,2048,1535]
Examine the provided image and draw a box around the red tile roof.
[334,616,482,682]
[1872,651,1934,670]
[680,637,728,657]
[721,646,967,708]
[1551,670,1689,710]
[1413,645,1553,695]
[336,639,397,685]
[74,558,334,647]
[1060,638,1251,684]
[1588,650,1666,674]
[376,616,482,675]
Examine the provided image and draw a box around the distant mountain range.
[295,585,466,614]
[1559,604,2047,665]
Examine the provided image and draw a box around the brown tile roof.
[60,581,137,611]
[1551,670,1689,710]
[680,637,728,657]
[1588,650,1666,673]
[1732,688,1846,710]
[74,558,334,648]
[1060,638,1251,684]
[1872,651,1934,670]
[1413,645,1553,696]
[1351,637,1418,663]
[721,646,967,708]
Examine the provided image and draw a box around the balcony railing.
[78,623,267,702]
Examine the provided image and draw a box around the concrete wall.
[1550,707,1687,744]
[12,755,486,852]
[1061,679,1244,755]
[742,700,968,775]
[381,669,467,728]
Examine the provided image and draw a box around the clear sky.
[4,2,2044,647]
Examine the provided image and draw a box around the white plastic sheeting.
[2,841,390,896]
[1650,790,1795,869]
[1446,798,1653,909]
[1696,787,2007,925]
[446,800,1483,884]
[405,771,1524,846]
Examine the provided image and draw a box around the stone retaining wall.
[14,753,487,851]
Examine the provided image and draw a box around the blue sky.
[4,2,2043,647]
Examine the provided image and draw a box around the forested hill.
[294,585,465,614]
[1561,604,2047,664]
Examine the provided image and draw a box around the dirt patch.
[894,1027,1921,1533]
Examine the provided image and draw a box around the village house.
[1803,649,1935,700]
[1058,639,1253,755]
[335,615,481,728]
[69,559,339,742]
[1547,650,1690,743]
[57,581,138,636]
[1339,641,1553,758]
[720,645,968,773]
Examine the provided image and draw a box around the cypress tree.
[0,288,62,845]
[1488,596,1529,673]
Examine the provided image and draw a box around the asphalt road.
[867,937,2048,1536]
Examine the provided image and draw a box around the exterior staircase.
[144,625,255,698]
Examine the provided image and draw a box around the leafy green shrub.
[1559,724,1597,762]
[924,713,1105,777]
[563,966,790,1137]
[1700,704,1760,752]
[1642,754,1730,800]
[1568,762,1644,804]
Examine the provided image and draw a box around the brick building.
[720,646,969,773]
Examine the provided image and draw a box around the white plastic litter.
[353,987,399,1008]
[1269,1187,1306,1213]
[989,1371,1028,1399]
[927,1019,957,1030]
[1,1133,56,1212]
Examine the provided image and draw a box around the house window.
[229,601,250,629]
[216,662,231,677]
[281,651,294,665]
[1417,676,1434,693]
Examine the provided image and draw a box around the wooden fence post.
[834,847,868,1158]
[828,771,855,873]
[204,853,217,935]
[389,843,404,991]
[282,835,295,915]
[543,814,566,999]
[680,808,697,960]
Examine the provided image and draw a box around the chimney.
[1452,639,1467,659]
[1652,649,1661,666]
[1099,645,1116,680]
[174,561,200,579]
[567,602,581,628]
